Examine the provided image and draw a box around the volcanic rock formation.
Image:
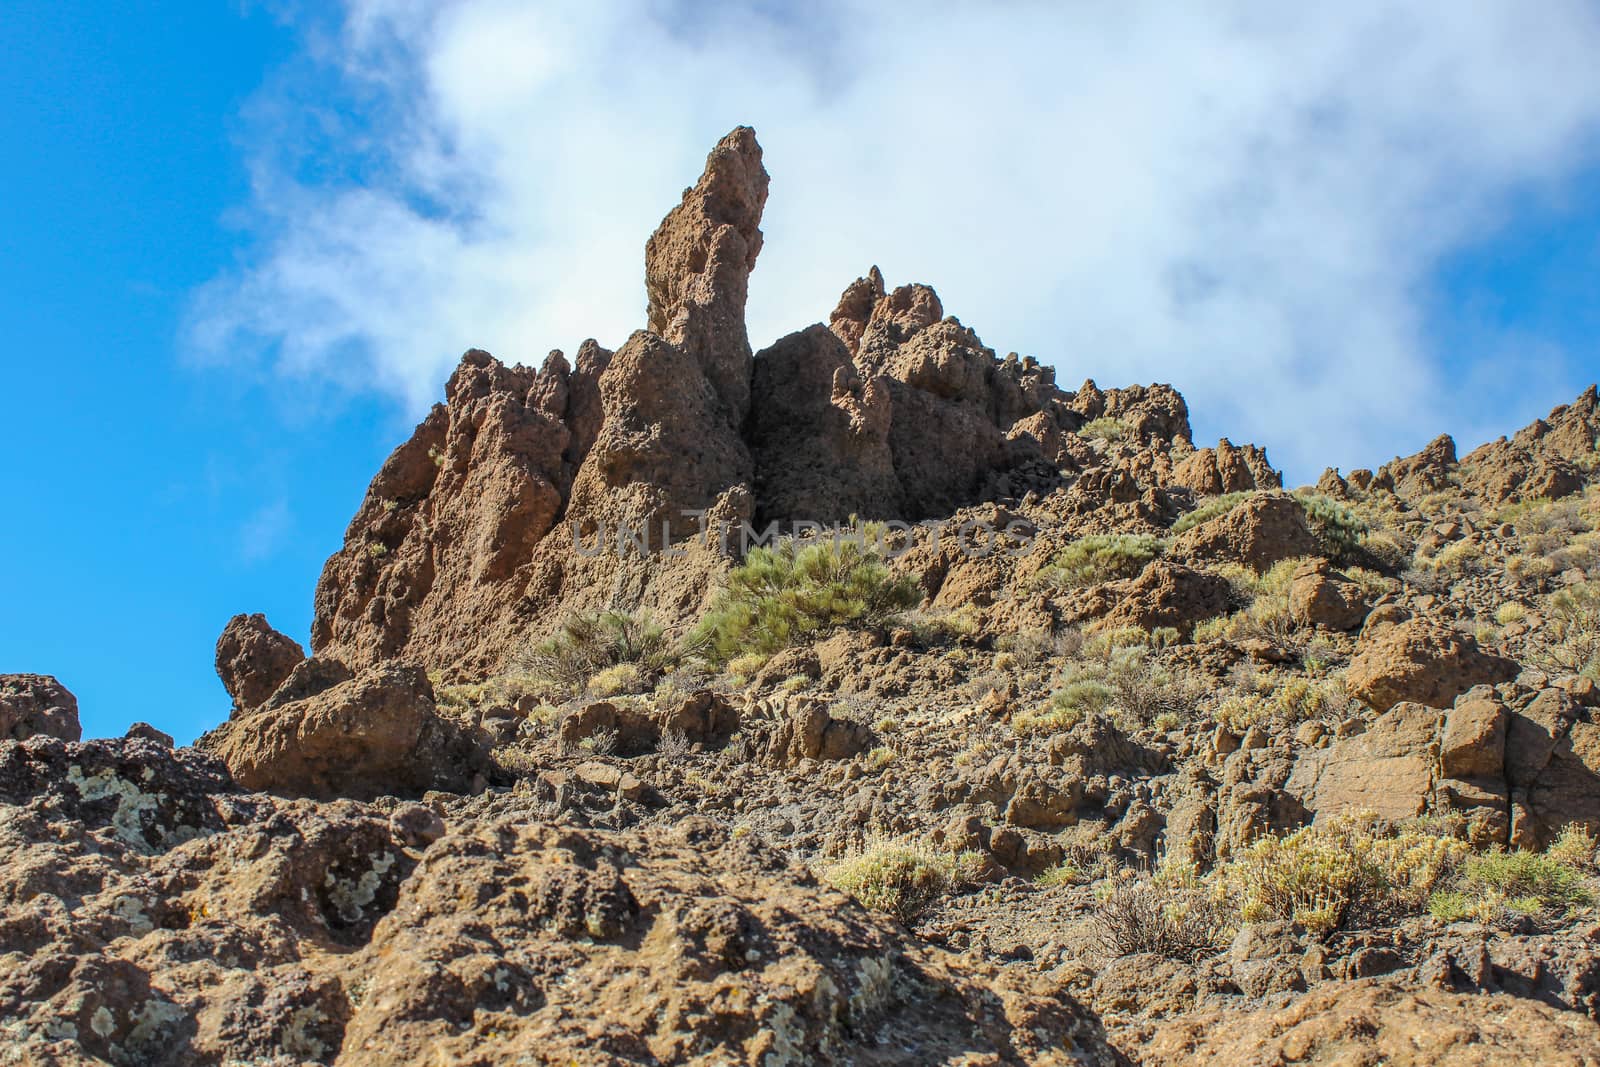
[9,126,1600,1067]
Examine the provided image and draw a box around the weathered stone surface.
[340,818,1126,1066]
[1171,438,1281,495]
[767,696,875,764]
[1458,385,1599,504]
[0,673,81,742]
[1287,704,1443,820]
[644,124,768,422]
[1144,978,1600,1067]
[1067,561,1232,636]
[748,323,898,523]
[1439,696,1509,780]
[1373,433,1458,500]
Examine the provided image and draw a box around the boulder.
[557,700,660,755]
[203,664,472,799]
[1288,558,1370,631]
[259,655,354,711]
[215,613,304,715]
[124,722,174,748]
[1069,561,1232,636]
[1438,695,1509,780]
[1506,689,1600,847]
[652,689,739,747]
[1346,618,1517,712]
[767,696,875,763]
[1169,493,1319,573]
[0,673,80,742]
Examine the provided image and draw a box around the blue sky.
[2,1,1599,745]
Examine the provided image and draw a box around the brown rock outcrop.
[1373,433,1458,499]
[215,613,304,715]
[310,348,606,673]
[1346,617,1518,711]
[1457,386,1600,504]
[767,696,876,763]
[284,127,1241,678]
[0,673,81,742]
[1286,704,1443,820]
[1068,561,1232,636]
[1171,438,1281,495]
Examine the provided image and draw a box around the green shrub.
[1172,491,1256,534]
[694,532,920,664]
[1017,645,1200,735]
[512,610,674,695]
[1039,534,1162,590]
[1531,581,1600,679]
[1294,492,1369,562]
[825,840,974,922]
[1036,863,1085,888]
[1217,813,1467,935]
[1452,846,1594,918]
[1213,675,1347,732]
[1080,416,1128,442]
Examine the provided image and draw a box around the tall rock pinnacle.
[643,125,769,423]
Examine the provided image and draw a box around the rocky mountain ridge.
[5,127,1600,1066]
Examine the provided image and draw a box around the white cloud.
[191,0,1600,481]
[237,498,291,563]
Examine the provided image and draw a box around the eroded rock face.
[1067,561,1232,636]
[0,742,1127,1067]
[295,127,1247,677]
[1288,558,1370,630]
[215,614,304,715]
[1458,385,1599,504]
[1374,433,1459,500]
[310,349,604,673]
[1347,617,1518,712]
[0,673,81,742]
[767,696,876,764]
[1286,704,1444,821]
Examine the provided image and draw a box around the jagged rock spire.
[644,126,769,422]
